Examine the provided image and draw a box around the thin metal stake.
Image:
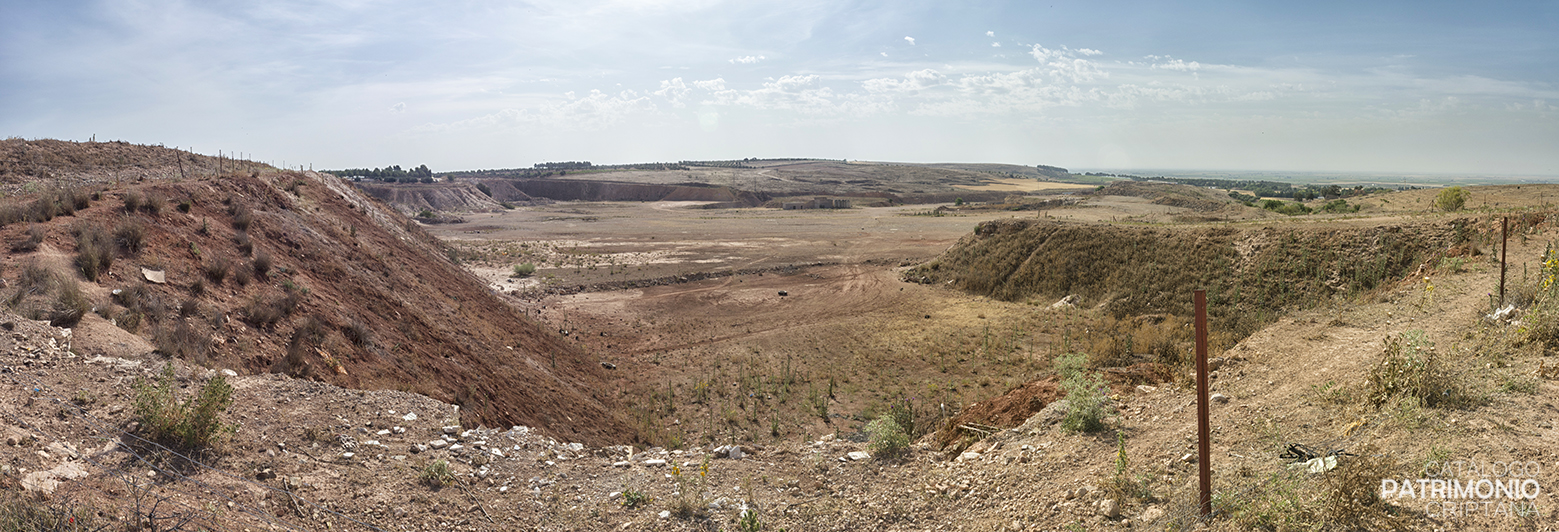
[1195,289,1211,518]
[1501,217,1508,305]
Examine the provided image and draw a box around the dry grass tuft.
[5,263,90,326]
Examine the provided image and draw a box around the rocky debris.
[1210,393,1229,404]
[21,461,90,494]
[1050,295,1080,309]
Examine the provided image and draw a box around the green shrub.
[1366,330,1471,408]
[475,183,493,197]
[864,414,909,459]
[132,362,235,450]
[420,459,454,488]
[622,488,651,508]
[1435,186,1467,211]
[1057,352,1109,433]
[512,263,536,277]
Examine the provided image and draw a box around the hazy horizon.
[4,1,1556,176]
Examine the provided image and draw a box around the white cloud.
[730,55,766,64]
[1029,44,1107,83]
[862,69,949,93]
[992,42,1001,48]
[1077,48,1103,56]
[414,89,656,132]
[1152,58,1200,71]
[693,78,726,91]
[389,102,406,113]
[986,31,995,37]
[904,36,916,45]
[881,52,888,57]
[654,77,691,106]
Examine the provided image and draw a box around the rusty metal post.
[1195,289,1212,518]
[1501,217,1509,305]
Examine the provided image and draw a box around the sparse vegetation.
[1366,330,1472,409]
[242,290,300,328]
[512,263,536,277]
[621,488,651,509]
[132,362,236,450]
[154,320,211,364]
[1435,186,1467,211]
[1056,352,1108,433]
[231,204,253,231]
[5,263,90,326]
[419,459,455,488]
[864,414,909,459]
[204,255,230,284]
[253,249,273,277]
[10,224,45,252]
[114,220,146,254]
[72,223,115,282]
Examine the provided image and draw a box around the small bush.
[154,321,211,363]
[1435,186,1467,212]
[475,182,492,197]
[242,290,299,328]
[189,277,205,296]
[204,256,230,284]
[511,263,536,277]
[1318,444,1403,530]
[253,249,272,277]
[234,230,253,255]
[0,492,103,531]
[232,263,252,286]
[10,224,44,252]
[177,199,192,213]
[5,263,90,327]
[342,320,372,347]
[420,459,454,488]
[1056,352,1109,433]
[132,362,235,450]
[622,489,651,508]
[143,194,165,215]
[178,297,201,318]
[231,205,253,231]
[1366,330,1471,409]
[122,191,142,213]
[864,414,909,459]
[113,220,145,254]
[73,224,115,282]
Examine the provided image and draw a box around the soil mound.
[0,140,633,445]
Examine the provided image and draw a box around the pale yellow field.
[954,178,1098,192]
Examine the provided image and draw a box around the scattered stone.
[442,425,460,435]
[1210,393,1229,404]
[1050,295,1080,309]
[140,268,166,284]
[847,451,871,461]
[428,440,449,449]
[1139,506,1165,522]
[601,362,616,370]
[643,459,667,467]
[402,412,417,421]
[220,369,238,377]
[658,511,671,519]
[956,452,981,462]
[1099,498,1120,518]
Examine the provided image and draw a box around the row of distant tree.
[325,164,435,182]
[1123,175,1391,200]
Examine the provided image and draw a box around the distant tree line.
[441,161,690,180]
[1126,175,1390,200]
[1035,165,1071,179]
[326,164,434,183]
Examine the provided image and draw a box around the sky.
[2,0,1557,176]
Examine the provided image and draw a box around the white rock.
[376,430,391,436]
[847,451,871,461]
[428,440,449,449]
[443,425,460,434]
[658,511,671,519]
[402,413,417,421]
[613,461,632,468]
[1210,393,1229,404]
[643,459,667,467]
[220,369,238,377]
[1135,385,1157,394]
[1099,498,1120,518]
[956,452,981,462]
[1140,506,1165,522]
[341,452,354,459]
